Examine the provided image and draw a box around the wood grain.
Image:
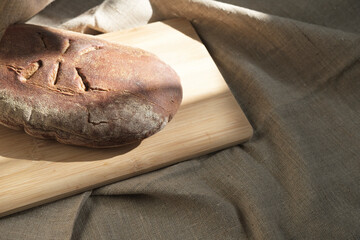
[0,18,252,217]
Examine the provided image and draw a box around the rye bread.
[0,24,182,148]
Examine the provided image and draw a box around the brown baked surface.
[0,24,182,148]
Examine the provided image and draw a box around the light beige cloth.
[0,0,53,36]
[0,0,360,239]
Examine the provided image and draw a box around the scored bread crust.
[0,24,182,148]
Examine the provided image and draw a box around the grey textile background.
[1,0,360,239]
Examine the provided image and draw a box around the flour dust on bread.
[0,24,182,148]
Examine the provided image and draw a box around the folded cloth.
[0,0,359,239]
[0,0,52,38]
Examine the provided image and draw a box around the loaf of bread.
[0,24,182,148]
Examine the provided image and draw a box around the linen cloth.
[0,0,359,239]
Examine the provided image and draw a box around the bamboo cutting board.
[0,19,252,217]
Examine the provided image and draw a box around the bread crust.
[0,24,182,148]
